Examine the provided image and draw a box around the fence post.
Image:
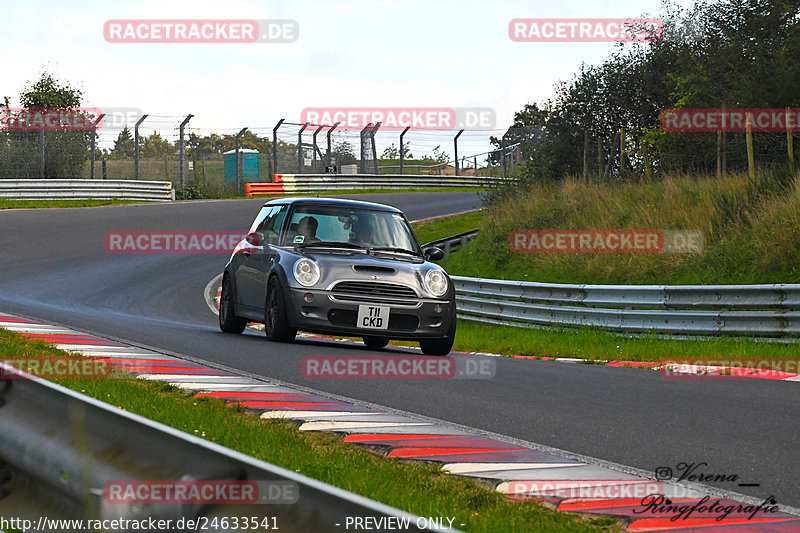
[642,141,653,182]
[134,114,148,180]
[474,155,478,177]
[787,107,795,167]
[312,124,324,173]
[583,130,588,180]
[178,114,193,189]
[501,137,507,177]
[454,129,464,176]
[399,126,410,175]
[38,130,45,179]
[90,114,104,179]
[297,122,308,174]
[235,127,247,196]
[370,123,381,174]
[604,131,619,179]
[272,119,284,178]
[597,137,603,179]
[102,158,107,180]
[746,112,755,179]
[326,122,339,170]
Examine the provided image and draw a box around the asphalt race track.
[1,192,797,509]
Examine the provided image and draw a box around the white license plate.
[356,305,390,330]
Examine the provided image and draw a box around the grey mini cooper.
[218,198,456,355]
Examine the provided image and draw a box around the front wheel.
[219,275,247,334]
[264,276,297,342]
[419,319,456,356]
[363,336,389,349]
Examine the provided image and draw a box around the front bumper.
[286,288,456,339]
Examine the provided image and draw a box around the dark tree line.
[499,0,800,181]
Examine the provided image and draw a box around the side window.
[258,206,288,244]
[249,206,276,233]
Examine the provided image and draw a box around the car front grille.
[330,281,419,305]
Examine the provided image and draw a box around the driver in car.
[297,216,320,242]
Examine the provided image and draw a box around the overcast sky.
[2,0,673,156]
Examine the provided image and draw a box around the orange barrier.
[245,182,285,197]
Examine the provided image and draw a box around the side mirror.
[423,246,445,262]
[246,231,264,247]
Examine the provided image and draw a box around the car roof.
[262,197,403,214]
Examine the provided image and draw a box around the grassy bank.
[0,328,618,533]
[444,168,800,284]
[412,209,483,244]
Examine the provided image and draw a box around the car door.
[238,205,288,311]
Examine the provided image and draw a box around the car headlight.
[424,269,448,297]
[294,258,320,287]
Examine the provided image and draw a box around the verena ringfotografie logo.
[509,18,663,42]
[300,107,496,130]
[0,107,103,131]
[103,480,298,504]
[661,108,800,132]
[508,230,703,254]
[301,355,495,379]
[104,19,298,43]
[104,231,248,254]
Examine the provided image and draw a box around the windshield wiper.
[294,241,365,250]
[368,246,419,256]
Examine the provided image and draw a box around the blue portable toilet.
[224,149,260,183]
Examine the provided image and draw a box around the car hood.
[286,248,448,297]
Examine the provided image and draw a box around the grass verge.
[411,210,483,245]
[450,320,800,363]
[0,198,143,209]
[0,328,620,533]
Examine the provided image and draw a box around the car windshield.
[281,205,420,254]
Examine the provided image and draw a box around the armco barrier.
[423,230,479,257]
[0,361,453,531]
[0,179,174,201]
[452,276,800,337]
[245,174,515,196]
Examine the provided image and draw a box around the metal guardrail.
[423,230,479,257]
[0,362,451,532]
[0,179,175,201]
[452,276,800,336]
[245,174,515,196]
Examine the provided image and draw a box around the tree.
[0,71,89,179]
[381,142,412,160]
[141,131,173,158]
[111,126,134,159]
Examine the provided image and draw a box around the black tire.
[363,336,389,349]
[219,275,248,334]
[264,276,297,342]
[419,319,456,356]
